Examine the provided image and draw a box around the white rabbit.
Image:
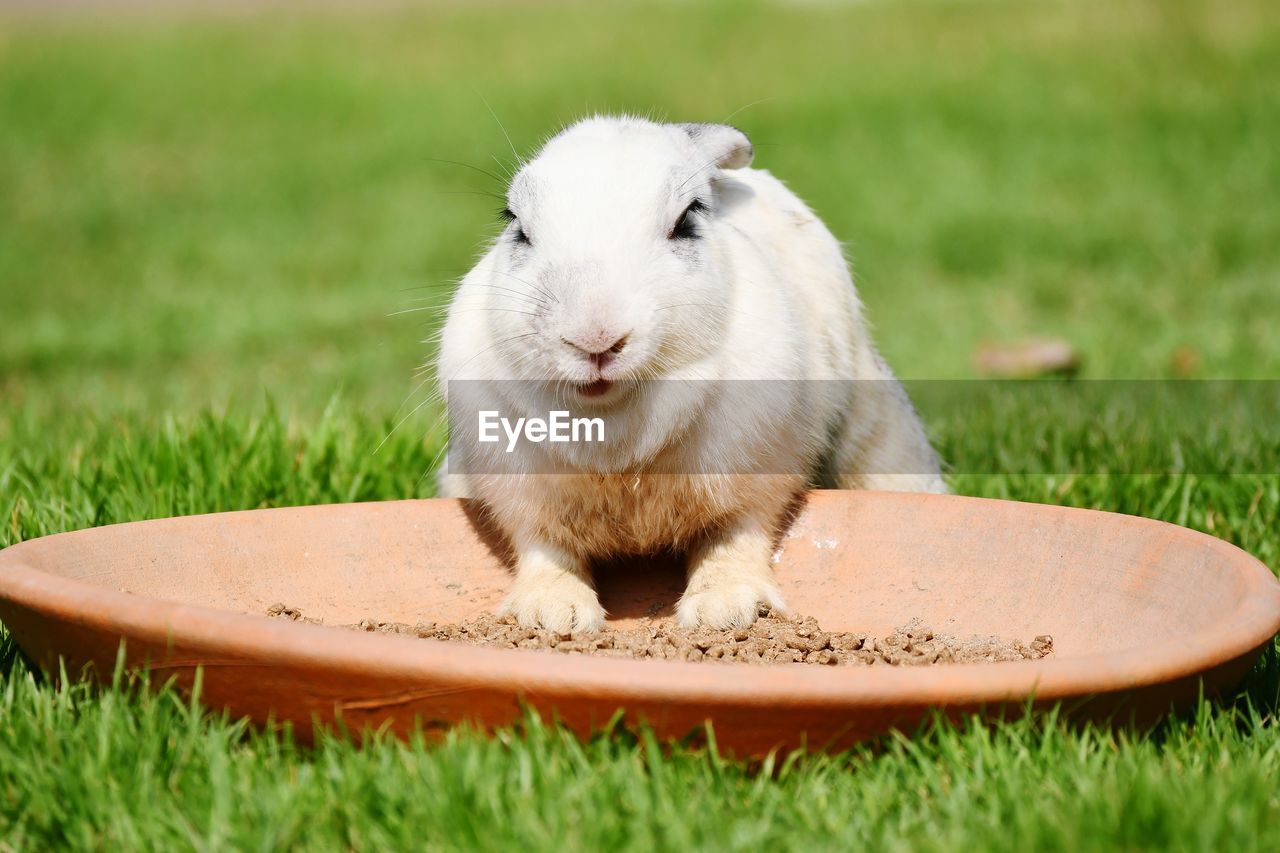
[436,116,944,633]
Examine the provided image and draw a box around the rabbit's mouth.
[576,379,614,398]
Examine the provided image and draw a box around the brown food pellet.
[266,606,1053,667]
[265,602,322,625]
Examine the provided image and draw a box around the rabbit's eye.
[501,208,531,246]
[668,199,707,241]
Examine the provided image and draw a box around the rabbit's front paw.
[676,579,786,630]
[499,574,606,634]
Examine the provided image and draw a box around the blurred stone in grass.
[974,338,1082,379]
[1170,345,1203,378]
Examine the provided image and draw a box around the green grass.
[2,0,1280,848]
[3,676,1279,851]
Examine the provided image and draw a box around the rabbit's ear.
[678,123,754,170]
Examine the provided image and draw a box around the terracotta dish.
[1,492,1278,755]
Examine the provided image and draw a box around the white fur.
[436,116,944,632]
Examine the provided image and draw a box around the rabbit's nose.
[562,331,630,369]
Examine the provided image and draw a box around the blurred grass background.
[3,0,1278,418]
[2,0,1280,848]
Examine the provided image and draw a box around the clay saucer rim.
[2,493,1278,709]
